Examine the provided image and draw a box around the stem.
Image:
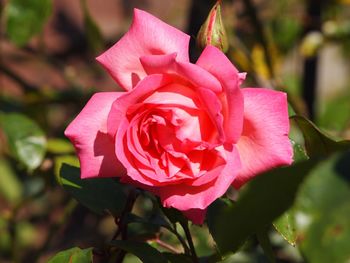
[256,228,276,263]
[111,189,138,241]
[301,0,322,120]
[154,237,181,254]
[181,221,198,263]
[112,189,138,263]
[242,0,275,78]
[169,222,191,255]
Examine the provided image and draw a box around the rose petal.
[143,84,201,109]
[96,9,190,91]
[232,88,293,188]
[182,208,207,225]
[64,92,124,178]
[196,45,244,143]
[198,87,225,143]
[107,74,173,138]
[140,54,223,94]
[175,61,222,93]
[159,144,241,210]
[140,53,177,75]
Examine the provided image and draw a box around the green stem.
[181,221,198,263]
[170,222,191,255]
[113,189,138,263]
[154,237,181,254]
[256,227,276,263]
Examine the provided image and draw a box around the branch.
[180,221,199,263]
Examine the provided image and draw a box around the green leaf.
[287,102,296,117]
[0,158,22,204]
[161,207,188,225]
[59,163,127,216]
[5,0,52,46]
[291,116,350,157]
[126,213,172,231]
[110,240,168,263]
[256,229,276,263]
[48,247,93,263]
[291,139,308,162]
[47,138,75,154]
[207,159,318,254]
[295,151,350,263]
[54,155,79,185]
[0,112,46,170]
[318,88,350,131]
[273,210,297,246]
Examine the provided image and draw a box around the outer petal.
[96,9,190,91]
[182,209,207,225]
[196,45,244,143]
[159,145,241,210]
[232,88,293,188]
[64,92,124,179]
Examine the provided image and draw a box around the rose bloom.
[65,9,293,224]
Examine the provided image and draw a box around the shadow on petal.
[94,131,125,177]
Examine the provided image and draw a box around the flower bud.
[197,1,229,53]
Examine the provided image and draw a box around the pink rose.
[65,9,293,224]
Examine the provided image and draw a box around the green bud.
[197,1,229,53]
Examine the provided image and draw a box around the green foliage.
[5,0,52,46]
[161,207,188,225]
[272,17,301,53]
[256,229,276,263]
[59,163,127,216]
[163,252,192,263]
[48,247,93,263]
[273,210,297,246]
[54,155,79,185]
[1,1,350,262]
[110,240,168,263]
[0,158,22,204]
[0,112,46,171]
[207,160,318,254]
[47,138,75,154]
[292,116,350,157]
[295,152,350,263]
[126,213,172,231]
[318,88,350,131]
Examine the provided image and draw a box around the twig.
[301,0,322,120]
[180,221,199,263]
[112,188,138,263]
[256,227,276,263]
[153,237,181,254]
[170,222,191,255]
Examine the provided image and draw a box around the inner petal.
[143,83,201,109]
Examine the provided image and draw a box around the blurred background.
[1,0,350,262]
